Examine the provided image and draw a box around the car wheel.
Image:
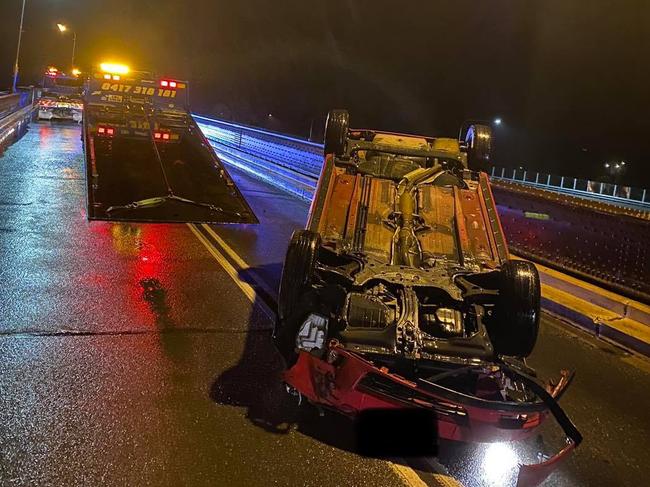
[275,229,321,364]
[465,124,492,171]
[324,109,349,156]
[488,260,540,358]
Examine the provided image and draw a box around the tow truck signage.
[82,64,258,224]
[86,73,189,110]
[98,83,184,97]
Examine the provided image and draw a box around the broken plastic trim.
[283,342,581,487]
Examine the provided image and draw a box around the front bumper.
[283,342,581,486]
[38,108,82,122]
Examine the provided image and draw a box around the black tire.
[275,230,321,364]
[488,260,540,357]
[324,109,349,156]
[465,124,492,171]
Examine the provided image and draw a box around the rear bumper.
[283,343,581,486]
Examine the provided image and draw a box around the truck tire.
[324,109,349,156]
[275,230,321,364]
[465,124,492,171]
[488,260,540,358]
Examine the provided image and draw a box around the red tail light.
[97,125,115,137]
[154,131,172,142]
[160,79,178,88]
[160,80,169,87]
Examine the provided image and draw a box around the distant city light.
[268,113,273,118]
[604,163,610,168]
[71,68,81,77]
[621,161,626,165]
[494,118,502,125]
[57,23,68,32]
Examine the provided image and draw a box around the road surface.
[0,123,648,486]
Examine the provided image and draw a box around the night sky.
[1,0,648,186]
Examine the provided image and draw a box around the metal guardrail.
[196,115,650,302]
[194,115,320,201]
[490,166,650,211]
[0,93,22,121]
[492,180,650,302]
[0,89,35,154]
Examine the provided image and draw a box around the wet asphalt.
[0,123,649,487]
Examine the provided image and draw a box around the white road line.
[188,222,464,487]
[187,223,275,323]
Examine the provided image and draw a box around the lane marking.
[187,222,464,487]
[200,223,279,300]
[390,458,463,487]
[420,457,465,487]
[187,223,274,324]
[390,461,430,487]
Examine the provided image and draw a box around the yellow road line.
[200,223,279,300]
[187,223,275,323]
[390,458,464,487]
[420,458,465,487]
[390,461,430,487]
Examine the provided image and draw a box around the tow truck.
[82,63,257,224]
[38,67,84,122]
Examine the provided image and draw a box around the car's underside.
[274,111,581,486]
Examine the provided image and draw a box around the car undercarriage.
[273,110,581,486]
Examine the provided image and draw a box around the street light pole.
[57,24,77,70]
[71,31,77,68]
[12,0,27,92]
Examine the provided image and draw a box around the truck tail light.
[154,131,172,142]
[97,125,115,137]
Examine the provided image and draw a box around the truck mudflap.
[283,342,581,487]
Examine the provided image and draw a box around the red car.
[275,110,581,486]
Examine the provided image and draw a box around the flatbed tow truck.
[82,63,257,224]
[38,67,84,122]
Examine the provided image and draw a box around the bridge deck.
[1,123,649,486]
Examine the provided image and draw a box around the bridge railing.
[196,115,650,302]
[490,165,649,210]
[0,89,35,153]
[194,115,321,201]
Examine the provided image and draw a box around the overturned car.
[275,110,581,486]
